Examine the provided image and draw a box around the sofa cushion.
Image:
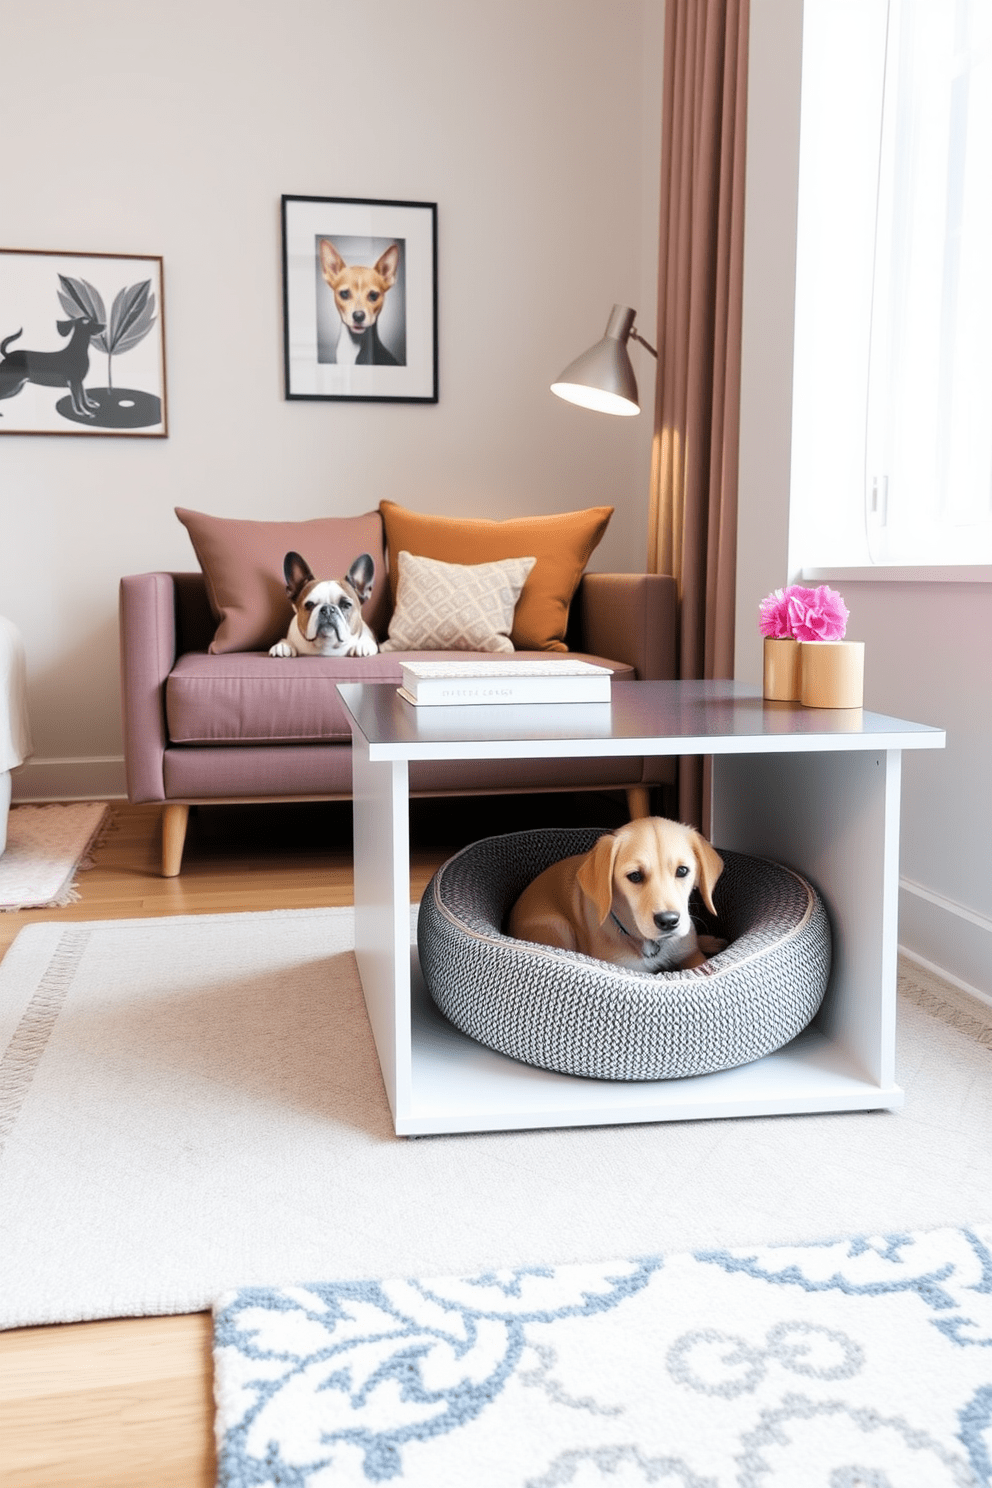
[165,651,635,746]
[379,501,613,653]
[175,508,389,655]
[380,552,536,654]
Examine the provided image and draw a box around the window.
[789,0,992,571]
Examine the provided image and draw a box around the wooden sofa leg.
[162,804,189,878]
[625,786,651,821]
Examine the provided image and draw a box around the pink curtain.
[648,0,750,826]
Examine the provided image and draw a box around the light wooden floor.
[0,792,627,1487]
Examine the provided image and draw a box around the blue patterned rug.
[213,1224,992,1486]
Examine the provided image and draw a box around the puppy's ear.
[374,243,400,287]
[283,551,315,603]
[319,238,347,283]
[691,832,724,915]
[576,832,621,925]
[347,553,375,605]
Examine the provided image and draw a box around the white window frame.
[789,0,992,581]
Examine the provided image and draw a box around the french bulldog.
[268,550,379,657]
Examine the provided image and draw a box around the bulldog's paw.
[350,632,380,657]
[268,639,297,658]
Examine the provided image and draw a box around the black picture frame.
[281,195,438,404]
[0,247,167,437]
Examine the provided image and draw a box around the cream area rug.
[213,1224,992,1487]
[0,907,989,1334]
[0,801,109,911]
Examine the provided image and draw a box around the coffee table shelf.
[338,680,944,1137]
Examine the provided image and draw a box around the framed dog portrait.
[281,195,438,404]
[0,248,167,436]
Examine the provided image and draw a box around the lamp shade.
[550,305,641,416]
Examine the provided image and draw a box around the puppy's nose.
[352,310,366,324]
[654,911,681,933]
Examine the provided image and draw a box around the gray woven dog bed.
[417,827,831,1081]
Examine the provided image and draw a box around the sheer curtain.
[648,0,749,826]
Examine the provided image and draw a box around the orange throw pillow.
[378,501,613,652]
[176,508,389,654]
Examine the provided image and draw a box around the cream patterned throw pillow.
[381,551,536,653]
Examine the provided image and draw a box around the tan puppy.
[508,818,725,972]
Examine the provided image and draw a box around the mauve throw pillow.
[378,500,613,652]
[175,508,389,654]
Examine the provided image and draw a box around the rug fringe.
[0,926,93,1148]
[38,803,114,909]
[76,803,116,873]
[40,883,84,910]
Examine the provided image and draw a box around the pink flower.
[759,584,849,641]
[758,585,815,639]
[790,585,849,642]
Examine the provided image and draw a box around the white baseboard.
[899,877,992,1004]
[898,945,992,1014]
[11,755,127,803]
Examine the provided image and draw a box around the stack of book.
[398,659,612,707]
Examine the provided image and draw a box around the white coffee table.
[337,679,945,1137]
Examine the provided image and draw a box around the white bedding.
[0,615,31,774]
[0,615,32,853]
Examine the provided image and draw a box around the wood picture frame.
[0,248,167,437]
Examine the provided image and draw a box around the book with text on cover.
[398,659,613,706]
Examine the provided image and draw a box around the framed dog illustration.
[0,248,167,436]
[281,196,438,404]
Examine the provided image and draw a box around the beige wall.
[2,0,666,799]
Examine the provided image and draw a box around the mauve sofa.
[119,569,677,876]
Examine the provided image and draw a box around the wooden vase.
[799,640,865,708]
[763,637,800,701]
